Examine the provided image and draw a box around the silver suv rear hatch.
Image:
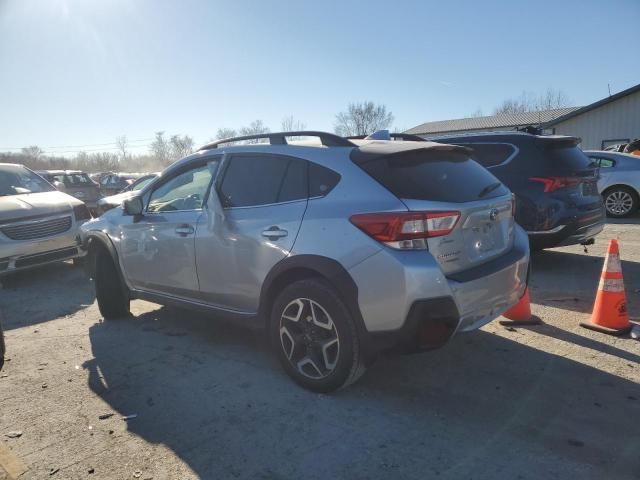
[352,142,514,275]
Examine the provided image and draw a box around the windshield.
[126,175,155,192]
[0,164,55,196]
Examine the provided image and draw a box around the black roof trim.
[544,83,640,127]
[198,131,355,151]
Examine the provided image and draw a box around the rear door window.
[219,154,308,208]
[356,149,509,203]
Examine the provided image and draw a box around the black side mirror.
[123,196,144,216]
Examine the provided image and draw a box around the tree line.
[1,88,571,173]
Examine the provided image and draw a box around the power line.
[0,137,154,151]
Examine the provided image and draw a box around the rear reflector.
[529,176,581,193]
[349,211,460,250]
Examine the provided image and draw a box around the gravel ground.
[1,219,639,480]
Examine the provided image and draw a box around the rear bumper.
[528,206,605,248]
[351,226,530,354]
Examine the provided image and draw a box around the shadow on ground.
[85,307,640,480]
[530,250,640,315]
[0,262,95,330]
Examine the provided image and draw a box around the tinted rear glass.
[544,146,594,173]
[464,143,515,167]
[220,154,307,207]
[309,162,340,197]
[357,149,509,202]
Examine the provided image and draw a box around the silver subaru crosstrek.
[80,131,530,392]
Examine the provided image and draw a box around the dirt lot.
[1,219,639,480]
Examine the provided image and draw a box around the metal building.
[406,83,640,151]
[543,83,640,150]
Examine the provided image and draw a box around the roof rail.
[198,131,355,151]
[346,132,427,142]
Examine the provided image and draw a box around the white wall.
[553,90,640,150]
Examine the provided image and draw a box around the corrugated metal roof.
[544,83,640,126]
[405,107,581,135]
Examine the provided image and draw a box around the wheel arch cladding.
[85,232,128,292]
[259,254,368,342]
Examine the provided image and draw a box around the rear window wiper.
[478,182,502,198]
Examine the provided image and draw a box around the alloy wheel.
[279,298,340,380]
[605,190,634,216]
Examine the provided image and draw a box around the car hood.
[98,190,136,206]
[0,191,82,224]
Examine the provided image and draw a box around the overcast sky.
[1,0,639,156]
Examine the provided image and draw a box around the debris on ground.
[5,431,23,438]
[49,467,60,476]
[133,470,142,478]
[98,413,114,420]
[122,414,138,421]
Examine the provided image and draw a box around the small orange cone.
[581,239,632,336]
[499,288,541,326]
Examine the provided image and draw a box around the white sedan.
[584,150,640,218]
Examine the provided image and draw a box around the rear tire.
[95,249,130,320]
[603,186,638,218]
[270,279,366,393]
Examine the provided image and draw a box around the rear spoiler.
[536,136,581,149]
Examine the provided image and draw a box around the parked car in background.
[96,173,159,215]
[36,170,101,215]
[435,132,605,251]
[81,131,529,392]
[584,150,640,218]
[98,173,140,196]
[0,164,89,276]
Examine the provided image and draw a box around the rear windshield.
[61,173,94,187]
[356,149,509,203]
[544,146,594,173]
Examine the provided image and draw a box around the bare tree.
[281,116,306,132]
[240,120,270,143]
[116,135,128,162]
[537,88,571,111]
[150,131,170,165]
[334,101,394,137]
[470,108,484,118]
[169,134,194,161]
[21,146,44,162]
[215,128,237,140]
[493,89,571,115]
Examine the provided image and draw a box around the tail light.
[349,211,460,250]
[529,176,581,193]
[73,204,92,221]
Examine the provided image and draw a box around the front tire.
[270,279,366,393]
[95,249,130,320]
[603,186,638,218]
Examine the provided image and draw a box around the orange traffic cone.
[580,239,632,336]
[499,288,541,326]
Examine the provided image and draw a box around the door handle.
[261,226,288,239]
[175,225,195,236]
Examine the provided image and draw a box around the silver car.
[0,163,90,276]
[81,131,530,392]
[584,150,640,218]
